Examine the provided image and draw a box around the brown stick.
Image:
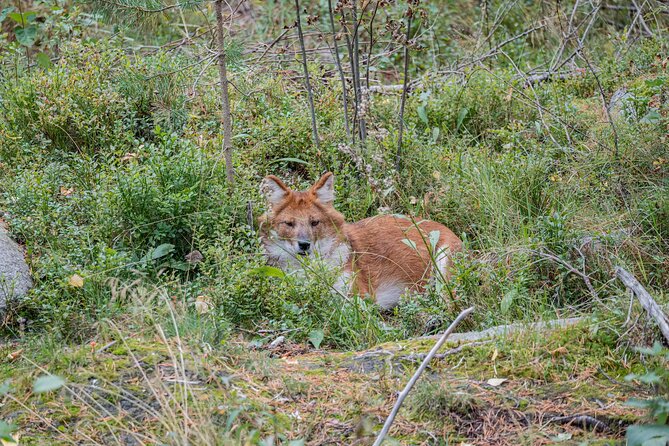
[214,0,235,185]
[615,267,669,344]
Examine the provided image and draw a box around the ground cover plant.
[1,0,669,444]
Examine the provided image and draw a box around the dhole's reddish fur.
[259,172,462,308]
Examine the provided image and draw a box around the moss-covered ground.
[1,319,656,445]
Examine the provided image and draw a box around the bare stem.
[214,0,235,185]
[365,1,380,90]
[395,14,412,172]
[328,0,352,143]
[351,3,366,142]
[294,0,320,148]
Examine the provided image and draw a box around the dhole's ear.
[311,172,335,204]
[260,175,290,206]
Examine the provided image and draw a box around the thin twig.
[294,0,320,148]
[365,1,380,90]
[530,249,601,303]
[577,50,619,158]
[372,307,475,446]
[257,27,291,63]
[351,2,367,142]
[328,0,352,143]
[395,13,412,172]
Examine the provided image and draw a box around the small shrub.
[625,342,669,446]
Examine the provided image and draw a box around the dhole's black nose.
[298,241,311,253]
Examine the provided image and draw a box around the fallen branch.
[546,414,609,432]
[400,340,492,362]
[372,307,474,446]
[615,267,669,344]
[420,316,584,342]
[523,70,584,86]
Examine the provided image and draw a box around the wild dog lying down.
[259,172,462,309]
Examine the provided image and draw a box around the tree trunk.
[214,0,234,185]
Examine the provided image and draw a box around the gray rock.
[609,88,638,122]
[0,225,32,309]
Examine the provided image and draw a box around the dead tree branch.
[616,267,669,344]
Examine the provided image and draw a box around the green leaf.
[428,230,441,250]
[250,265,286,279]
[33,374,65,393]
[626,424,669,446]
[640,109,661,124]
[269,157,310,165]
[645,77,665,88]
[417,105,428,125]
[625,398,653,409]
[225,408,242,432]
[431,127,440,142]
[0,380,10,395]
[146,243,174,261]
[638,372,662,385]
[308,329,324,349]
[288,440,305,446]
[0,420,17,442]
[0,7,16,23]
[456,107,469,131]
[15,24,37,47]
[36,52,52,69]
[636,342,664,356]
[9,11,37,24]
[501,288,517,314]
[401,239,417,250]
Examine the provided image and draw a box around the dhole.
[259,172,462,309]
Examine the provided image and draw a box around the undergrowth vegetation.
[1,4,668,344]
[1,0,669,443]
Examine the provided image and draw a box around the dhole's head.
[259,172,346,266]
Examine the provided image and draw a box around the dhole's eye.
[283,221,294,227]
[311,220,320,227]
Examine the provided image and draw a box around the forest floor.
[1,316,651,445]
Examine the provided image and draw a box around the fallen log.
[615,267,669,344]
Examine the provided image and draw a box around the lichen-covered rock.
[609,88,638,122]
[0,226,32,309]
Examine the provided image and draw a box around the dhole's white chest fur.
[259,172,462,309]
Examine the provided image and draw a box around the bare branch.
[294,0,320,148]
[616,267,669,344]
[328,0,352,143]
[214,0,235,185]
[372,307,475,446]
[395,14,412,173]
